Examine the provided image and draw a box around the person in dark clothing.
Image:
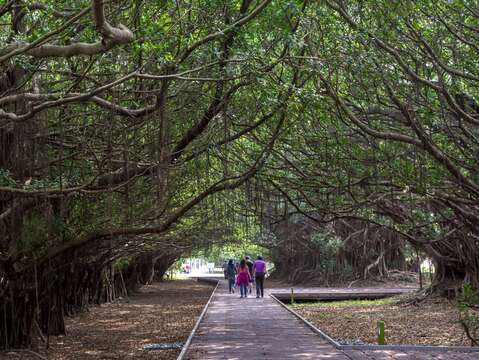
[222,260,228,279]
[253,256,267,298]
[226,259,236,293]
[245,256,254,294]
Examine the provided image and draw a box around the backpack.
[226,263,236,277]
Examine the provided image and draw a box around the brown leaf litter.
[294,297,474,346]
[1,280,214,360]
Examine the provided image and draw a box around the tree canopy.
[0,0,478,349]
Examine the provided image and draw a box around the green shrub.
[458,283,479,346]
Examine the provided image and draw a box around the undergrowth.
[458,283,479,346]
[291,297,399,308]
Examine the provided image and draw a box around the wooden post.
[290,287,295,305]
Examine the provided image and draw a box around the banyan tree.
[0,0,299,348]
[1,0,478,351]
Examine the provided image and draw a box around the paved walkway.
[184,281,478,359]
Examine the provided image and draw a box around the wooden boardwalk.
[184,281,478,359]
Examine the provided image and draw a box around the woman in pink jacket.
[236,259,250,298]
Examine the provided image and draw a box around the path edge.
[270,293,341,346]
[176,279,219,360]
[269,293,479,353]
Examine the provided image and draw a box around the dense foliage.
[1,0,478,349]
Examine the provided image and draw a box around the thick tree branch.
[0,0,134,61]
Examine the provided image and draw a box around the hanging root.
[33,320,46,343]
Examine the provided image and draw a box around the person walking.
[226,259,236,293]
[253,256,267,298]
[245,256,254,294]
[236,259,250,298]
[222,260,228,279]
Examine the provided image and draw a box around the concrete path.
[184,281,478,359]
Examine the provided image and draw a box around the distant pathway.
[184,281,477,359]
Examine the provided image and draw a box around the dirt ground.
[1,280,214,360]
[293,297,473,346]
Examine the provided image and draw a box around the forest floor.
[267,275,474,346]
[292,296,472,346]
[1,280,214,360]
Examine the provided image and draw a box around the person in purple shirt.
[253,256,267,298]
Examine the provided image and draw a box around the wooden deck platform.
[271,286,410,301]
[183,281,478,359]
[185,282,349,359]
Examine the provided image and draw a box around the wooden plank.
[184,281,350,359]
